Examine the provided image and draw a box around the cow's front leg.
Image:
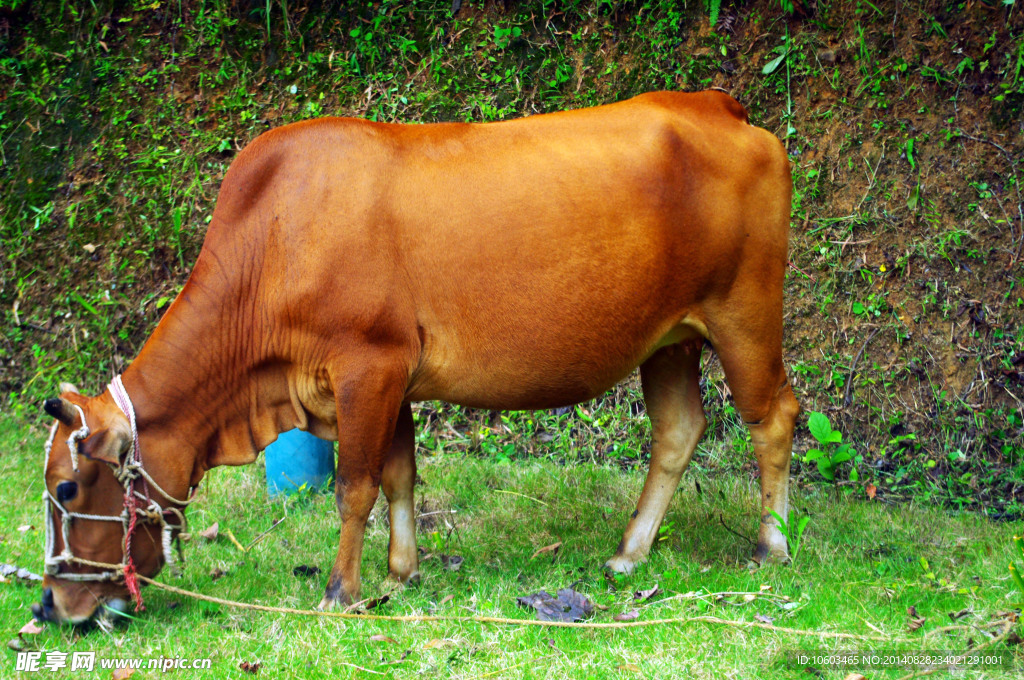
[318,363,407,610]
[382,403,419,584]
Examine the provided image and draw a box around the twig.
[224,529,246,552]
[244,517,286,551]
[844,327,882,407]
[719,513,755,546]
[857,144,886,212]
[465,653,559,680]
[339,662,385,675]
[416,510,458,519]
[653,590,792,606]
[893,619,1015,680]
[494,489,548,506]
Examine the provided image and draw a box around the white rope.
[40,376,193,584]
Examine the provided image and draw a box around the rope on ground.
[135,574,899,640]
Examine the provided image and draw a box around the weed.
[803,412,861,482]
[768,508,810,563]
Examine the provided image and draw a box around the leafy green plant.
[768,508,810,563]
[1010,535,1024,606]
[803,412,861,481]
[704,0,721,27]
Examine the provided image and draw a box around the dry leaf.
[530,541,562,560]
[909,616,926,632]
[19,620,43,635]
[754,614,775,624]
[439,594,454,606]
[633,584,660,602]
[516,588,593,622]
[843,675,867,680]
[613,610,640,622]
[82,243,99,254]
[617,663,641,673]
[423,638,448,649]
[368,634,397,644]
[239,660,261,674]
[17,525,33,533]
[865,483,877,500]
[198,523,219,541]
[112,668,136,679]
[439,554,464,571]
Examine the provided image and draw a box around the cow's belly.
[405,312,702,410]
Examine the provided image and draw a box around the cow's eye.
[56,481,78,503]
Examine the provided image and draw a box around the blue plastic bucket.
[264,429,335,496]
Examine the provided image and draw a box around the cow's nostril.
[41,588,54,608]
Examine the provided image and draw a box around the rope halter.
[42,376,195,611]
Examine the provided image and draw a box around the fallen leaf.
[865,483,877,500]
[239,660,261,674]
[112,668,136,679]
[368,634,397,644]
[82,243,99,254]
[439,554,464,571]
[909,616,927,632]
[19,620,43,635]
[843,675,867,680]
[198,523,219,541]
[365,595,390,610]
[613,610,640,622]
[617,663,641,673]
[292,565,321,577]
[423,638,448,649]
[516,588,594,622]
[530,542,562,560]
[633,584,660,602]
[1,564,42,582]
[948,608,970,620]
[439,594,455,606]
[209,567,228,580]
[754,614,775,624]
[17,525,33,533]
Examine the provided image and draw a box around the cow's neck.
[119,255,298,489]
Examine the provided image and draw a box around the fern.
[706,0,721,28]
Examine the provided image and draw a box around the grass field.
[2,413,1021,679]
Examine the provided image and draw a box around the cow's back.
[200,92,790,411]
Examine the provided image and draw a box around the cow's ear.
[79,419,132,467]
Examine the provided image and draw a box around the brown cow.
[36,90,798,625]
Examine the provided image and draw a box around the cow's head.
[33,384,170,625]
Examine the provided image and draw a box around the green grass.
[2,415,1021,679]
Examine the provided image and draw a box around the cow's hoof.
[603,554,640,575]
[387,569,421,587]
[751,542,790,566]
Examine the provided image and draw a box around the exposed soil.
[1,0,1022,511]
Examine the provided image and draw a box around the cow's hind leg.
[606,340,705,573]
[382,403,419,584]
[318,363,407,610]
[711,320,800,563]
